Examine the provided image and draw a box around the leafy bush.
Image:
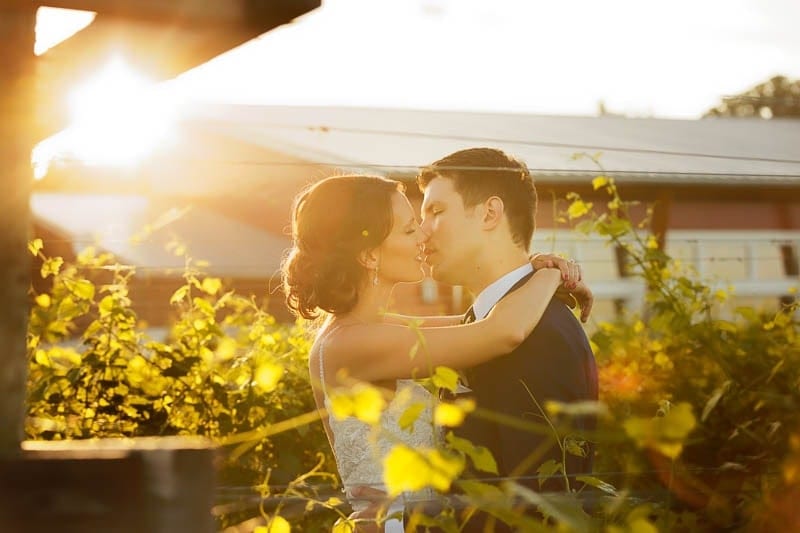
[25,242,338,529]
[566,168,800,531]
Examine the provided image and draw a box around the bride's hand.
[531,253,592,319]
[563,279,593,323]
[530,253,581,288]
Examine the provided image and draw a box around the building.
[34,104,800,327]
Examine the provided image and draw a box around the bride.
[281,174,591,530]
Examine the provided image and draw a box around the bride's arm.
[324,268,564,383]
[382,312,461,327]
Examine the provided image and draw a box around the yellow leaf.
[623,402,696,459]
[40,257,63,278]
[28,238,43,256]
[383,445,464,496]
[435,403,465,427]
[329,383,386,425]
[646,236,659,250]
[262,515,291,533]
[384,445,429,496]
[215,338,237,361]
[589,340,599,354]
[431,366,460,392]
[201,277,222,295]
[35,349,50,367]
[567,199,592,219]
[255,362,284,393]
[399,403,426,431]
[66,279,95,301]
[352,385,386,424]
[654,352,671,368]
[425,449,464,492]
[628,517,658,533]
[170,286,188,305]
[434,398,475,427]
[331,519,355,533]
[592,175,609,190]
[35,294,51,308]
[660,402,696,440]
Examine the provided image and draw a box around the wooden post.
[0,437,216,533]
[0,6,36,456]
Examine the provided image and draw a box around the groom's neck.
[465,245,531,295]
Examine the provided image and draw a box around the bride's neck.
[336,282,394,325]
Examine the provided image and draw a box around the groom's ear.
[357,248,380,270]
[481,196,505,230]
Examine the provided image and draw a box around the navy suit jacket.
[457,272,599,491]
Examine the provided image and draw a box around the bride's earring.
[373,260,379,286]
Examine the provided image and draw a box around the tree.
[705,75,800,118]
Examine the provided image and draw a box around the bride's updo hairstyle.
[282,175,403,319]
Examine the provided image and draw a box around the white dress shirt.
[471,262,534,320]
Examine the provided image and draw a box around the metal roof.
[189,104,800,186]
[32,193,288,277]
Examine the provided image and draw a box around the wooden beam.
[8,1,320,28]
[0,7,36,456]
[33,0,320,142]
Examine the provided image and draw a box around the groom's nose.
[419,217,432,238]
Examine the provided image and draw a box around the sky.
[39,0,800,119]
[171,0,800,119]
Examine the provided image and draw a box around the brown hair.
[417,147,537,250]
[282,175,403,319]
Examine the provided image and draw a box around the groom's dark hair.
[417,147,537,251]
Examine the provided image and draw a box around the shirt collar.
[471,262,534,320]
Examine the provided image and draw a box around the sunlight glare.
[33,57,177,180]
[35,7,96,56]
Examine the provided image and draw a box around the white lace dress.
[317,338,439,513]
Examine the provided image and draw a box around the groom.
[417,147,598,493]
[348,147,598,530]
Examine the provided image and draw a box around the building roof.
[31,193,288,277]
[189,104,800,186]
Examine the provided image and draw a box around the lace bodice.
[317,333,439,509]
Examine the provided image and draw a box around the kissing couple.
[282,147,599,531]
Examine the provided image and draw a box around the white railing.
[533,230,800,314]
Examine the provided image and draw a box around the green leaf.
[170,286,188,305]
[506,483,592,531]
[545,400,609,418]
[564,436,587,458]
[536,459,563,489]
[575,475,618,496]
[701,381,731,422]
[446,431,498,474]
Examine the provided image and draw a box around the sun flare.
[33,56,177,179]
